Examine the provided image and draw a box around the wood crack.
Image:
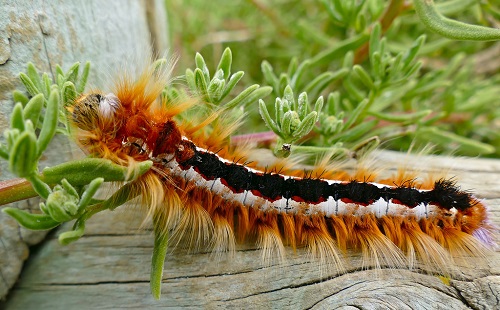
[453,286,478,310]
[223,275,361,302]
[42,280,150,286]
[36,0,54,82]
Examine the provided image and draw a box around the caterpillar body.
[70,63,496,279]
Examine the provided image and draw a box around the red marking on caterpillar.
[70,63,496,281]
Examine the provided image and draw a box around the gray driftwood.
[2,151,500,309]
[0,0,166,300]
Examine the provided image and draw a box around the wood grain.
[2,151,499,309]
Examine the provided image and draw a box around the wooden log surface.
[0,0,167,301]
[1,151,499,309]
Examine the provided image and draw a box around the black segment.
[294,179,330,202]
[250,173,285,201]
[424,179,473,211]
[344,181,380,205]
[388,187,422,208]
[177,145,474,211]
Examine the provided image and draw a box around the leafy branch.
[259,86,323,157]
[1,63,152,245]
[181,48,273,110]
[413,0,500,41]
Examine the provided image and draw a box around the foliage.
[1,63,152,244]
[168,0,500,157]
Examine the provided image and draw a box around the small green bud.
[45,183,80,222]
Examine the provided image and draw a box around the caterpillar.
[69,61,496,281]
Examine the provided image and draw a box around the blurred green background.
[165,0,500,158]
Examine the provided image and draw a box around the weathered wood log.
[0,0,167,300]
[2,151,499,309]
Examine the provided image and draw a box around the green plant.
[168,0,500,157]
[1,63,153,243]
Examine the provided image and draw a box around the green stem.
[151,224,168,300]
[79,182,141,221]
[0,159,152,206]
[0,178,37,205]
[354,0,407,63]
[291,145,354,159]
[380,0,406,31]
[413,0,500,41]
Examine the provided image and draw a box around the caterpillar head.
[72,93,121,132]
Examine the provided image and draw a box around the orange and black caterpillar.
[69,63,496,276]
